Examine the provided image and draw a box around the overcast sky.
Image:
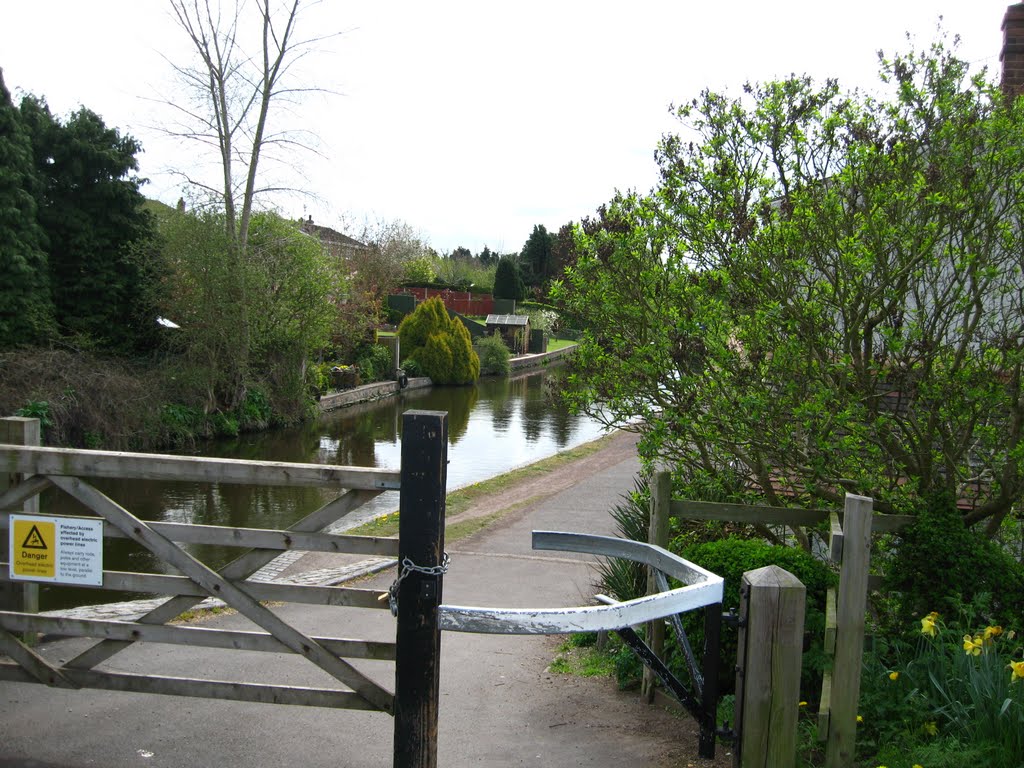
[0,1,1013,254]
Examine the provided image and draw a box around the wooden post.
[734,565,806,768]
[825,495,872,768]
[1,417,41,642]
[642,470,671,703]
[394,411,448,768]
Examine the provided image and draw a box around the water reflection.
[37,366,606,610]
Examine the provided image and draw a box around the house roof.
[486,314,529,326]
[299,217,369,250]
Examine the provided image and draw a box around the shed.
[485,314,530,355]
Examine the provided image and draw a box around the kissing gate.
[1,412,728,767]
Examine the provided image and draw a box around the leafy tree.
[553,36,1024,535]
[19,96,155,351]
[398,297,479,385]
[493,256,525,300]
[0,71,53,347]
[450,246,473,262]
[478,245,497,266]
[520,224,556,289]
[156,210,337,414]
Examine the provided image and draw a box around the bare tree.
[165,0,331,251]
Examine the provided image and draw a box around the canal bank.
[315,344,576,412]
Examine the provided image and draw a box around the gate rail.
[438,530,725,758]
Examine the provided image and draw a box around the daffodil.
[856,714,863,723]
[1010,660,1024,682]
[984,625,1003,640]
[888,671,899,681]
[920,615,937,637]
[799,701,807,707]
[913,764,924,768]
[922,721,938,736]
[963,634,983,656]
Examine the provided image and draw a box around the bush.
[398,297,479,385]
[355,343,393,383]
[475,332,511,376]
[885,492,1024,629]
[681,537,835,698]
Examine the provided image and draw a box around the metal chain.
[388,552,451,616]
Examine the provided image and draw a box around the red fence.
[398,287,494,317]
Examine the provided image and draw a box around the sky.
[0,1,1014,254]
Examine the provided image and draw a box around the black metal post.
[699,602,723,759]
[393,411,448,768]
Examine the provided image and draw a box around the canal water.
[36,367,608,610]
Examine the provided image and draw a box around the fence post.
[642,470,671,703]
[1,417,41,642]
[734,565,806,768]
[394,410,448,768]
[825,494,872,768]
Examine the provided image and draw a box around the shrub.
[398,297,479,385]
[681,537,835,697]
[885,491,1024,629]
[355,343,393,383]
[476,332,511,376]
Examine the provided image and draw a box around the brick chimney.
[1001,4,1024,100]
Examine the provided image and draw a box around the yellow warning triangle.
[22,524,48,550]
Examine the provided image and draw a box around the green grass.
[546,338,578,352]
[550,639,617,678]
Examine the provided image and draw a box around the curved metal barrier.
[439,531,723,634]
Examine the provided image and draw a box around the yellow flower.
[856,715,863,723]
[922,721,938,736]
[963,634,983,656]
[1009,660,1024,682]
[984,625,1003,640]
[799,701,807,707]
[913,764,924,768]
[920,615,937,637]
[888,671,899,681]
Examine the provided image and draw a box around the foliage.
[355,343,393,383]
[0,72,53,347]
[884,492,1024,628]
[402,254,436,283]
[681,537,835,697]
[595,478,650,604]
[520,223,556,289]
[857,610,1024,768]
[155,210,337,415]
[397,297,479,385]
[19,95,156,352]
[475,332,511,376]
[552,34,1024,535]
[493,255,526,300]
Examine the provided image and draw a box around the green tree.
[0,71,53,347]
[398,297,479,385]
[19,96,155,351]
[520,223,556,289]
[553,36,1024,535]
[493,256,525,301]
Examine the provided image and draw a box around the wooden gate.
[1,411,449,768]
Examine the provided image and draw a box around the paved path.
[0,432,728,768]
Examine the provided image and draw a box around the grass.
[546,338,578,352]
[549,635,617,678]
[344,430,619,541]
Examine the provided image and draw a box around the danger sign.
[9,514,103,586]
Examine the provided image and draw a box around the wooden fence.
[648,475,914,768]
[0,411,449,768]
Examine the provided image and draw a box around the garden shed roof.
[485,314,529,326]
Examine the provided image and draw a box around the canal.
[36,367,608,610]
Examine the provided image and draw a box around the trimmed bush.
[398,297,479,385]
[476,331,511,376]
